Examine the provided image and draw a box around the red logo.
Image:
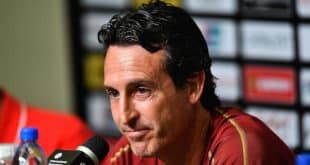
[244,65,296,104]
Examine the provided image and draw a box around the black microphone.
[47,135,109,165]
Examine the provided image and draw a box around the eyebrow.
[104,79,156,90]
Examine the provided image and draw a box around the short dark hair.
[98,0,221,111]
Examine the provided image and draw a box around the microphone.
[47,135,109,165]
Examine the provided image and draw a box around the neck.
[160,104,211,165]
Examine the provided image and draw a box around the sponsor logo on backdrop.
[297,0,310,17]
[300,68,310,106]
[83,54,104,90]
[241,0,292,18]
[80,0,129,8]
[134,0,181,8]
[211,62,240,101]
[246,107,299,148]
[298,24,310,62]
[194,18,237,58]
[303,113,310,149]
[184,0,237,14]
[244,65,296,104]
[206,23,221,52]
[242,21,294,61]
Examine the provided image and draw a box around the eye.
[105,88,119,98]
[134,86,151,98]
[137,87,149,93]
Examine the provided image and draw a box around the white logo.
[54,152,63,159]
[241,21,294,61]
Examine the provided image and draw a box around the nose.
[119,95,139,126]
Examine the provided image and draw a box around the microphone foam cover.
[80,135,110,162]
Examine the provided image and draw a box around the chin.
[130,141,158,157]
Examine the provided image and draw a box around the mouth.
[125,129,150,141]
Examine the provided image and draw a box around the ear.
[186,71,205,104]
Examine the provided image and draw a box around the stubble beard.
[129,138,160,157]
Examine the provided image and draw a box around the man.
[98,0,295,164]
[0,89,95,155]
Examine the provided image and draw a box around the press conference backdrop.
[68,0,310,153]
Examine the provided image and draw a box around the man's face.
[104,45,196,157]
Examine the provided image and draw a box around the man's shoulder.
[205,106,295,164]
[211,107,270,132]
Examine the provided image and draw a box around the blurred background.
[0,0,310,154]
